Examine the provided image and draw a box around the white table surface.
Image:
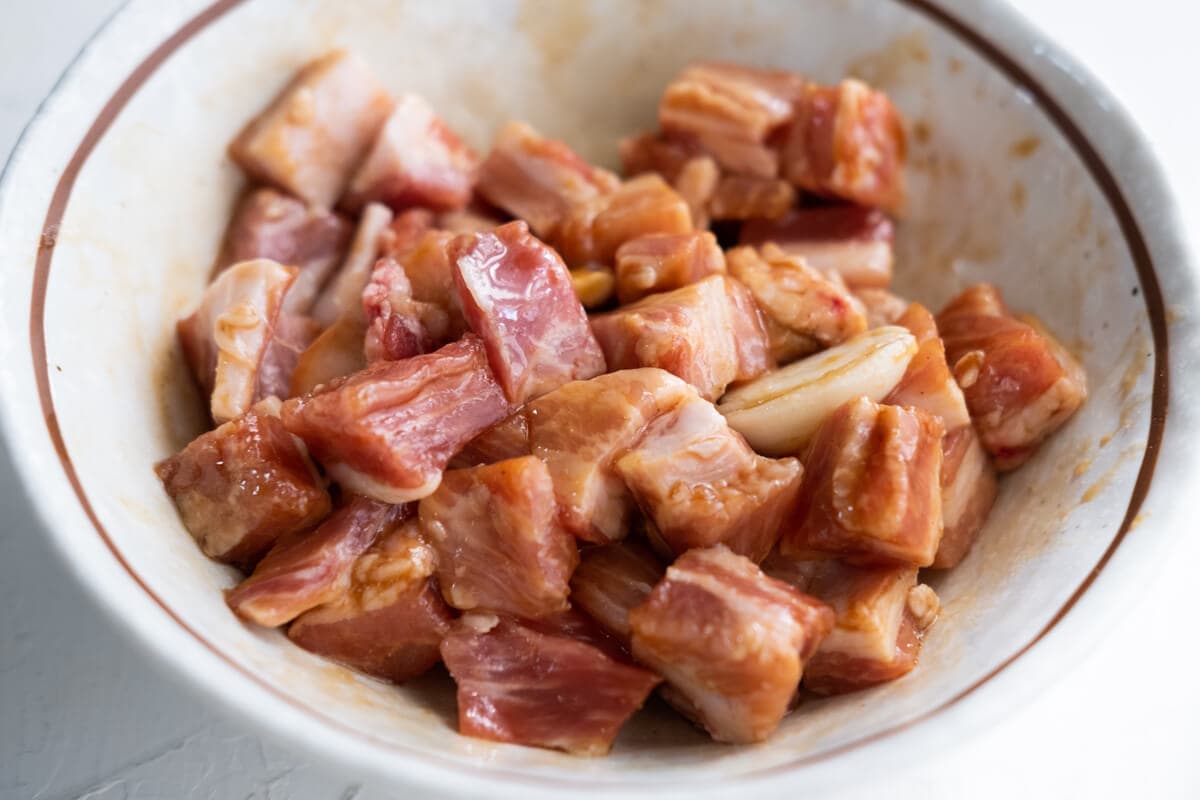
[2,2,1197,798]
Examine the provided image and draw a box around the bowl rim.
[1,0,1196,795]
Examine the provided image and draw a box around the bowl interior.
[31,0,1156,787]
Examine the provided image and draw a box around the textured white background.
[1,2,1197,798]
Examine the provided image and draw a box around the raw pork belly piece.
[341,93,478,213]
[226,496,404,627]
[177,259,295,423]
[281,335,509,503]
[229,50,393,209]
[590,174,693,265]
[707,174,796,222]
[289,314,367,398]
[937,283,1087,470]
[156,401,330,570]
[289,521,454,683]
[781,79,906,214]
[628,546,832,743]
[256,313,321,401]
[451,220,606,404]
[615,396,803,562]
[762,554,934,694]
[476,121,619,239]
[780,396,944,567]
[884,302,996,567]
[418,456,578,618]
[726,243,867,362]
[311,202,394,328]
[659,63,805,178]
[440,614,661,756]
[524,369,694,543]
[570,540,666,646]
[613,231,725,305]
[590,274,772,401]
[214,187,352,313]
[362,257,452,362]
[740,205,895,289]
[619,131,707,183]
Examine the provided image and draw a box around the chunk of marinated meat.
[590,174,693,264]
[590,274,772,401]
[856,287,910,328]
[362,257,451,362]
[881,303,993,567]
[229,50,393,208]
[614,231,725,304]
[440,614,661,756]
[311,203,394,328]
[449,413,531,469]
[226,496,405,627]
[476,121,619,239]
[451,220,606,404]
[740,205,895,289]
[615,396,802,562]
[570,540,666,646]
[780,397,944,567]
[156,401,330,569]
[933,426,997,568]
[289,315,367,397]
[781,80,906,214]
[659,63,805,178]
[281,335,509,502]
[178,259,296,423]
[668,156,717,230]
[619,131,706,182]
[629,546,832,743]
[341,93,478,213]
[761,554,930,694]
[726,243,867,363]
[256,313,320,400]
[288,521,454,683]
[707,174,796,222]
[418,457,578,618]
[436,206,505,236]
[884,303,971,432]
[391,229,468,334]
[379,207,437,260]
[524,369,695,543]
[214,188,352,314]
[938,284,1087,470]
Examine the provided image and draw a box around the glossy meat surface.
[229,50,393,208]
[288,521,454,683]
[177,259,295,423]
[615,396,802,562]
[476,121,619,239]
[781,79,906,214]
[884,303,971,432]
[441,614,660,756]
[659,63,804,177]
[361,257,451,362]
[938,284,1087,470]
[214,188,352,314]
[342,93,478,212]
[590,274,772,401]
[726,243,867,360]
[419,456,578,618]
[614,231,726,305]
[933,425,997,569]
[591,174,693,264]
[570,540,666,646]
[281,335,509,502]
[289,314,366,397]
[156,402,330,569]
[451,220,606,404]
[226,495,404,627]
[628,546,832,743]
[740,205,895,289]
[781,397,944,567]
[256,313,320,401]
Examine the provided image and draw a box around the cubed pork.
[707,174,796,221]
[418,456,578,618]
[613,231,725,305]
[740,205,895,289]
[229,51,393,208]
[570,540,666,646]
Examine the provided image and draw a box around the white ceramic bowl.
[2,0,1198,796]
